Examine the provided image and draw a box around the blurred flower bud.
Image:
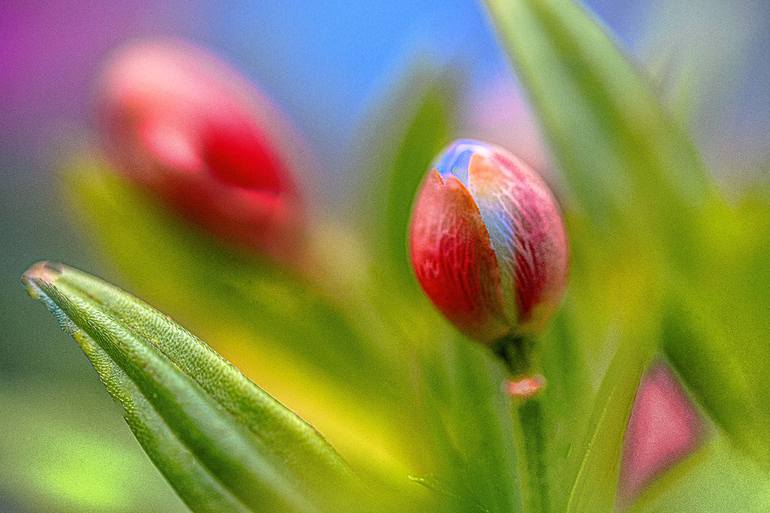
[619,363,703,501]
[409,139,568,343]
[97,39,303,260]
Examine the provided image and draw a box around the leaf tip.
[22,260,64,298]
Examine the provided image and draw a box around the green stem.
[517,397,549,513]
[495,336,550,513]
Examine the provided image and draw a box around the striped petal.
[410,139,569,342]
[409,169,509,342]
[469,147,568,334]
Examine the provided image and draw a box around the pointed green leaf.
[22,262,360,513]
[62,161,429,489]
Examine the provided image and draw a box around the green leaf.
[416,335,524,513]
[663,269,770,467]
[0,381,187,513]
[553,326,651,513]
[650,188,770,469]
[484,1,676,510]
[22,262,360,513]
[536,305,590,511]
[354,61,459,287]
[484,0,713,258]
[485,0,770,473]
[62,160,427,488]
[627,433,770,513]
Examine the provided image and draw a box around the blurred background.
[1,1,769,511]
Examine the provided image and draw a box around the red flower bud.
[97,39,303,260]
[409,139,568,342]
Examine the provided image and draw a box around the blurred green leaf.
[354,62,459,288]
[420,336,525,513]
[22,262,360,513]
[63,161,429,490]
[484,0,712,256]
[627,433,770,513]
[483,0,770,472]
[562,336,650,513]
[483,1,679,510]
[664,221,770,468]
[0,381,187,513]
[536,305,590,510]
[486,0,770,498]
[654,179,770,469]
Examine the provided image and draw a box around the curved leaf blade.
[484,0,712,250]
[563,339,649,513]
[482,0,770,504]
[62,161,426,489]
[22,262,359,513]
[485,0,770,473]
[418,336,525,513]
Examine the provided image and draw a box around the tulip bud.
[409,139,568,343]
[97,39,303,260]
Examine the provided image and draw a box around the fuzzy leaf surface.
[22,262,360,513]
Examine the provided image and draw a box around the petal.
[469,148,568,334]
[409,169,509,342]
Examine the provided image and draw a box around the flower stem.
[516,396,549,513]
[495,336,550,513]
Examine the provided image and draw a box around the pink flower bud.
[409,139,568,343]
[619,363,703,501]
[97,39,303,260]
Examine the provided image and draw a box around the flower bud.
[97,39,303,260]
[409,139,568,343]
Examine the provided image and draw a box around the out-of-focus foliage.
[16,1,770,513]
[354,63,459,289]
[0,381,187,513]
[56,64,526,512]
[487,0,770,508]
[628,433,770,513]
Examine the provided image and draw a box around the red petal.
[409,169,509,342]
